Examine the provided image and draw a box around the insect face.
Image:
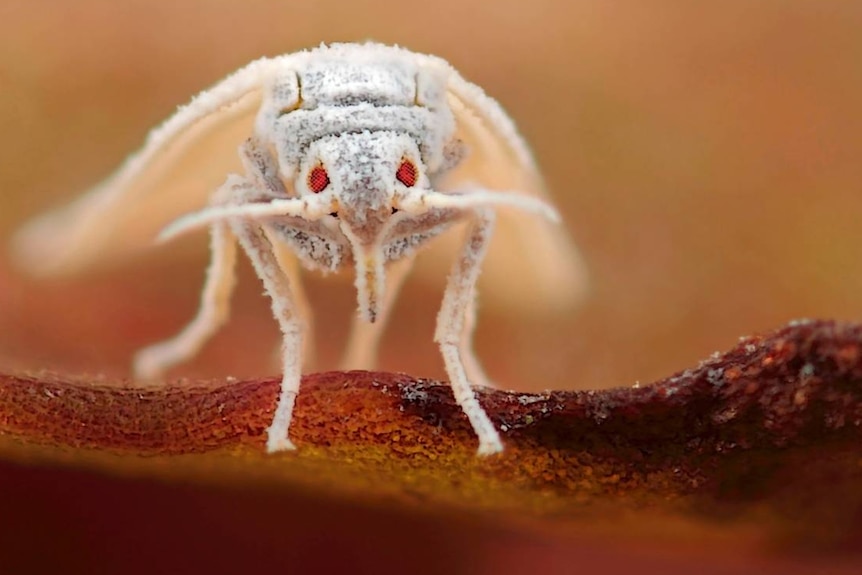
[289,131,447,322]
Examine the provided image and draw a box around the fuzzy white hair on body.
[11,42,589,455]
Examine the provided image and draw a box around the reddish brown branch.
[2,320,861,458]
[2,320,862,566]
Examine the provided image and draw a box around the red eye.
[308,165,330,193]
[396,159,417,187]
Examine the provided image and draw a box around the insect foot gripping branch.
[10,42,588,456]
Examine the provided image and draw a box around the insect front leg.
[435,209,503,455]
[270,238,315,369]
[340,255,416,370]
[241,137,316,370]
[231,221,304,453]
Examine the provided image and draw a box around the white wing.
[11,58,279,277]
[418,68,589,314]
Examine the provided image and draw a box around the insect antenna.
[396,188,561,222]
[157,197,336,243]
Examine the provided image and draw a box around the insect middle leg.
[459,294,493,388]
[435,209,503,455]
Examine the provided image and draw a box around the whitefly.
[11,42,589,455]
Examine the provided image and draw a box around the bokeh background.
[2,1,862,392]
[2,2,862,574]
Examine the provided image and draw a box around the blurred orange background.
[1,0,861,393]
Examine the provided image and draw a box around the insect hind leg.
[133,219,238,380]
[132,175,262,380]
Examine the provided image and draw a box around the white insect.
[11,42,587,455]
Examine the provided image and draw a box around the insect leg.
[340,254,416,370]
[133,221,238,380]
[232,221,304,453]
[270,238,315,369]
[459,294,494,388]
[240,137,316,369]
[435,209,503,455]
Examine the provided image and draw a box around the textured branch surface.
[2,320,862,575]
